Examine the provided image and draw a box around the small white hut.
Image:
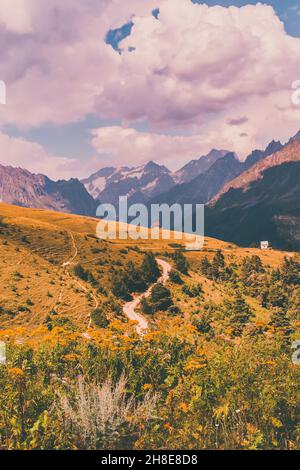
[260,241,269,250]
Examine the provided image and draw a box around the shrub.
[73,264,88,282]
[172,252,189,275]
[91,308,109,328]
[56,376,157,450]
[169,270,183,285]
[182,283,203,298]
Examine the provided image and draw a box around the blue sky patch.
[191,0,300,37]
[105,21,134,52]
[152,8,160,19]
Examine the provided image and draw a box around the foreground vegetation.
[0,253,299,450]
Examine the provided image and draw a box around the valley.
[0,202,293,337]
[0,201,299,450]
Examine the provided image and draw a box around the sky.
[0,0,300,179]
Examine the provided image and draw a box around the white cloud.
[0,0,300,172]
[0,131,78,179]
[90,124,257,170]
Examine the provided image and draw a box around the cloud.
[227,116,249,127]
[0,0,33,33]
[90,125,259,169]
[95,1,300,128]
[0,0,160,127]
[1,0,299,129]
[0,0,300,173]
[0,131,79,179]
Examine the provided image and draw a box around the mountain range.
[0,130,299,249]
[82,161,175,206]
[81,149,228,206]
[0,164,96,216]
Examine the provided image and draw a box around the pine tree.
[149,284,173,312]
[267,282,288,309]
[211,250,225,280]
[281,257,300,286]
[111,271,131,300]
[126,261,147,292]
[199,256,212,278]
[241,255,264,280]
[141,253,160,283]
[213,250,225,269]
[169,270,183,285]
[173,251,189,275]
[73,264,88,281]
[224,294,253,336]
[287,286,300,321]
[192,313,212,334]
[91,308,109,328]
[270,308,293,342]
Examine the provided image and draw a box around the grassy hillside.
[0,202,291,335]
[0,203,145,334]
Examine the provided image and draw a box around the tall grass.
[57,375,158,450]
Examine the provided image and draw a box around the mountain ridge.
[0,164,96,216]
[211,136,300,203]
[149,152,244,208]
[81,150,229,205]
[206,160,300,250]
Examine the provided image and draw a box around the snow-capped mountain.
[82,161,176,206]
[82,151,229,206]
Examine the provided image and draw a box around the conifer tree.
[126,261,147,292]
[148,284,173,312]
[173,251,189,275]
[224,293,253,336]
[111,270,131,300]
[141,253,160,283]
[267,282,288,309]
[270,308,293,342]
[281,257,300,286]
[199,256,212,278]
[73,264,88,281]
[213,250,225,269]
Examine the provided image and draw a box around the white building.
[260,241,269,250]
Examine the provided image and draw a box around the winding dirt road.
[123,258,172,335]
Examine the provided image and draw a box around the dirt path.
[62,231,78,267]
[123,258,172,335]
[54,231,99,328]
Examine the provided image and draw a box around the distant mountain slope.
[82,161,176,206]
[82,151,228,206]
[0,164,96,216]
[173,149,228,183]
[243,140,283,171]
[212,137,299,202]
[150,152,244,207]
[206,160,300,250]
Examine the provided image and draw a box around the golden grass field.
[0,202,297,338]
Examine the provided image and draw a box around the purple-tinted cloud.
[228,116,249,126]
[0,0,300,176]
